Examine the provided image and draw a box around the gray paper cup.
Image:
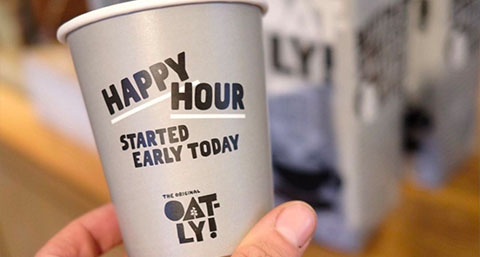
[57,1,272,256]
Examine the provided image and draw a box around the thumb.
[233,201,317,257]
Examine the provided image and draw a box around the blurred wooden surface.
[304,156,479,257]
[0,84,122,256]
[0,84,479,257]
[0,84,109,203]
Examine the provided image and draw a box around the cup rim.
[57,0,268,43]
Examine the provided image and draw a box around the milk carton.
[404,0,479,187]
[264,0,405,251]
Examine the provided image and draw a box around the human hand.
[35,201,316,257]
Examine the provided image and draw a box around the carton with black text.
[404,0,480,187]
[264,0,405,250]
[57,1,273,256]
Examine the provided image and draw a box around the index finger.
[35,203,123,257]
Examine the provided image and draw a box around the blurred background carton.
[0,0,478,256]
[263,0,405,251]
[404,0,480,188]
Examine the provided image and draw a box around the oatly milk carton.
[264,0,405,251]
[58,1,273,256]
[404,0,480,187]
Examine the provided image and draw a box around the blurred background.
[0,0,478,256]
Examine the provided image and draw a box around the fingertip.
[233,201,317,257]
[275,202,317,248]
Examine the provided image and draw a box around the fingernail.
[275,203,316,248]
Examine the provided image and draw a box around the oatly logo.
[100,52,245,123]
[164,193,220,244]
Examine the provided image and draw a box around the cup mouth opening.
[57,0,268,44]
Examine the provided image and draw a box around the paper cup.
[57,1,272,256]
